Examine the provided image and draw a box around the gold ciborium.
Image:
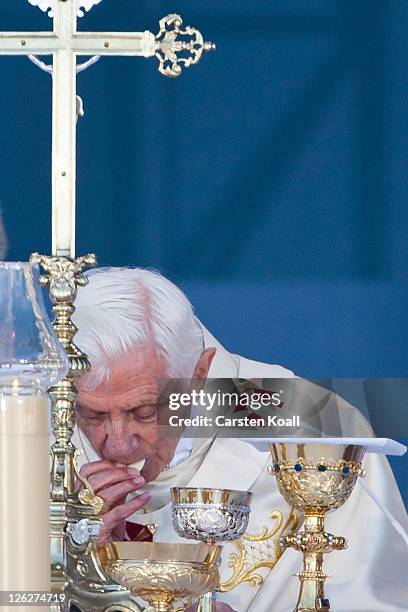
[269,441,367,612]
[98,542,221,612]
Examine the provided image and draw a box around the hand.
[185,604,237,612]
[77,459,151,544]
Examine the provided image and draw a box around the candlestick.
[0,262,68,610]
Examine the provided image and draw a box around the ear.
[192,347,216,380]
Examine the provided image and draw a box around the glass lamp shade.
[0,262,68,394]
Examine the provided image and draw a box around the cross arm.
[0,32,57,55]
[76,14,216,77]
[0,31,154,57]
[74,31,155,57]
[0,14,215,77]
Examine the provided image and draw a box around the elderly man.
[71,267,407,612]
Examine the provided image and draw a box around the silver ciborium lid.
[171,487,252,543]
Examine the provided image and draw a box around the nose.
[103,418,140,462]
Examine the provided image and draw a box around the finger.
[111,522,126,541]
[79,459,125,479]
[88,467,142,493]
[98,477,145,506]
[97,492,151,543]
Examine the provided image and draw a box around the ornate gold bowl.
[269,441,367,612]
[99,542,221,612]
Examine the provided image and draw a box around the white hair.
[72,267,204,390]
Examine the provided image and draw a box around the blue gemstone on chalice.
[274,464,280,473]
[294,463,303,472]
[318,464,327,472]
[342,466,350,474]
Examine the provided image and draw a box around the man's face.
[77,346,170,466]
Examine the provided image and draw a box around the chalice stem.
[197,590,216,612]
[295,552,328,611]
[295,514,330,612]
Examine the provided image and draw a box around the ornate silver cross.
[0,0,214,256]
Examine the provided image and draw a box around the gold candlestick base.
[269,442,367,612]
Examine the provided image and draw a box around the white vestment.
[72,325,408,612]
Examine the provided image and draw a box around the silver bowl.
[171,487,252,543]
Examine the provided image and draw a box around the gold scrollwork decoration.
[219,509,300,592]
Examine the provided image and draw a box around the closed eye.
[83,413,106,422]
[130,406,157,423]
[76,404,107,422]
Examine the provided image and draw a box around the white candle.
[0,395,50,612]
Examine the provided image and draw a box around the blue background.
[0,1,406,504]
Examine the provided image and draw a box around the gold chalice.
[269,441,367,612]
[98,542,221,612]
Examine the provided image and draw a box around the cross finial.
[155,14,216,78]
